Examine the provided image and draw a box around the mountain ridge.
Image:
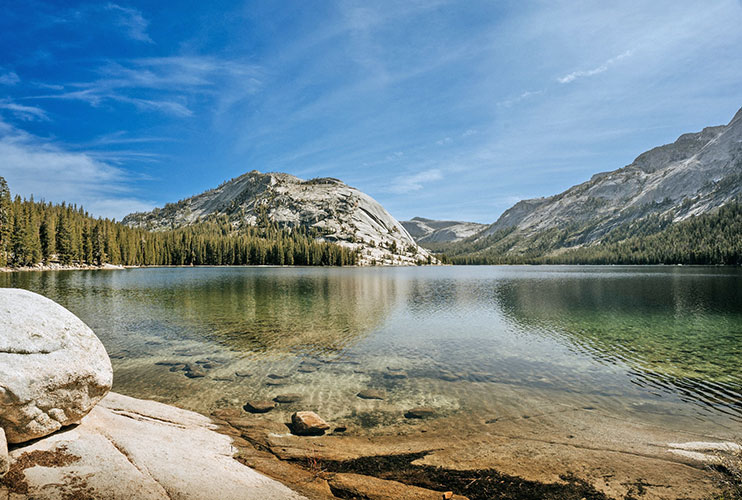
[122,170,433,266]
[454,106,742,259]
[401,217,487,244]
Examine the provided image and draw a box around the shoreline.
[1,263,739,275]
[206,401,736,500]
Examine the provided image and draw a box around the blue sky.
[1,0,741,222]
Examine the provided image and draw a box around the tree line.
[0,177,358,268]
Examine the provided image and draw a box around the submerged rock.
[404,407,435,419]
[291,411,330,436]
[0,289,113,444]
[357,389,386,400]
[274,394,303,404]
[244,401,277,414]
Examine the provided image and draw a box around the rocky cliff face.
[401,217,487,244]
[122,171,431,265]
[475,106,742,254]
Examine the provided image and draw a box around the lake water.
[2,266,740,435]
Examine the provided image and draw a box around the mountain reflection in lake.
[2,265,740,427]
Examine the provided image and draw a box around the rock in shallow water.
[244,400,277,413]
[291,411,330,436]
[274,394,303,404]
[357,389,386,400]
[404,407,435,419]
[0,289,113,444]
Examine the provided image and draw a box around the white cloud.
[105,3,153,43]
[0,71,20,86]
[497,89,544,108]
[389,169,443,194]
[558,50,633,84]
[0,119,154,219]
[29,56,260,117]
[0,100,49,121]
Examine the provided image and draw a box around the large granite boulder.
[0,288,113,443]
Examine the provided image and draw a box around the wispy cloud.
[558,50,633,84]
[0,100,48,121]
[0,119,154,218]
[28,56,261,117]
[497,89,544,108]
[389,169,443,194]
[105,3,153,43]
[0,71,20,86]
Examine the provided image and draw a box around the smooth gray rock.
[0,289,113,443]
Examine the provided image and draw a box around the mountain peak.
[123,170,432,265]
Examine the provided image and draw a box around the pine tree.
[56,213,74,265]
[0,177,10,266]
[40,213,56,262]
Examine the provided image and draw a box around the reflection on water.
[497,267,742,419]
[1,265,740,427]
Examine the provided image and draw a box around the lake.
[2,265,740,436]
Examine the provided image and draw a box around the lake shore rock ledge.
[0,289,307,499]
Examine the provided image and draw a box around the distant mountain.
[122,171,432,265]
[445,106,742,262]
[401,217,487,244]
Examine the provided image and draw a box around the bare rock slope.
[473,106,742,255]
[402,217,487,244]
[123,172,431,265]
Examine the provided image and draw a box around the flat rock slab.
[357,389,386,400]
[0,392,307,500]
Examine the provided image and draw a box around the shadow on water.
[496,267,742,420]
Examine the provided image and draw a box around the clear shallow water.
[2,266,740,431]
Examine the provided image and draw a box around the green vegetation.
[0,177,357,268]
[436,200,742,265]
